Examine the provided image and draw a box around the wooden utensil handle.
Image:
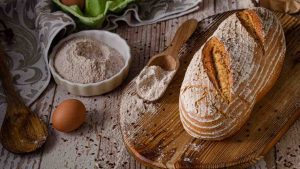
[0,46,19,100]
[167,19,198,56]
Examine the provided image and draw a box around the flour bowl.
[49,30,131,96]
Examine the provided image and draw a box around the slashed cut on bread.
[179,8,286,140]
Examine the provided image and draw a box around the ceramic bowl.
[49,30,131,96]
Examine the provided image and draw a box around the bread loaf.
[179,7,286,140]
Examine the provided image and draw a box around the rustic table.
[0,0,299,168]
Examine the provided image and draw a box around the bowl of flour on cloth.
[49,30,131,96]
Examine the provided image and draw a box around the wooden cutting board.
[119,10,300,168]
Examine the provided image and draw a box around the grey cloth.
[0,0,75,126]
[104,0,201,30]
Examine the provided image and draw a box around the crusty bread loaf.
[179,7,286,140]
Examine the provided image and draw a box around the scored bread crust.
[179,7,286,140]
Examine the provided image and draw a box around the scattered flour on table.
[120,91,157,127]
[135,65,175,101]
[54,37,124,84]
[188,143,203,152]
[250,159,267,169]
[183,157,193,163]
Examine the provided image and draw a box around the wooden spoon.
[0,46,48,153]
[137,19,198,101]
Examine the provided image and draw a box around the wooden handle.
[0,45,19,100]
[166,19,198,57]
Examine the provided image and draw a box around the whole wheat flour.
[54,37,124,84]
[135,65,175,101]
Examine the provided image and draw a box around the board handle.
[166,19,198,57]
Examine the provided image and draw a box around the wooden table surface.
[0,0,299,168]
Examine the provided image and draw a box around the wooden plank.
[95,90,128,169]
[93,23,134,169]
[236,0,257,9]
[101,24,147,169]
[275,119,300,169]
[0,83,55,169]
[39,85,106,169]
[215,0,230,13]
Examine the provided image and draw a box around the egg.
[52,99,86,132]
[61,0,85,9]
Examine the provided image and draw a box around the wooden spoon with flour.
[135,19,198,101]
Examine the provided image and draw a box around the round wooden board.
[120,11,300,168]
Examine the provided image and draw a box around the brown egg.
[52,99,86,132]
[61,0,85,9]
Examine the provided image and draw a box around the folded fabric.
[260,0,300,14]
[104,0,201,30]
[0,0,75,127]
